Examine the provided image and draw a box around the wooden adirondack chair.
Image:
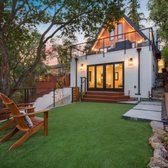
[0,103,34,131]
[0,93,48,150]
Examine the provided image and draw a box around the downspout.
[135,47,142,95]
[75,57,78,87]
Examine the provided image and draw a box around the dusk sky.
[37,0,153,43]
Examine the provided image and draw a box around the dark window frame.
[87,62,124,92]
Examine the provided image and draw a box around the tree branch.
[0,1,5,26]
[10,0,17,20]
[43,9,92,44]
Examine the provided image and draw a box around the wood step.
[82,91,130,103]
[86,91,124,96]
[82,97,131,103]
[84,95,129,99]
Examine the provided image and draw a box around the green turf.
[0,102,152,168]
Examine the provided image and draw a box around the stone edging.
[148,121,168,168]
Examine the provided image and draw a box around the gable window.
[117,23,123,39]
[109,30,114,41]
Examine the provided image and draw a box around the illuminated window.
[88,66,95,88]
[109,30,114,41]
[117,23,123,39]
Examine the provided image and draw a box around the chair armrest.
[11,109,49,118]
[16,103,33,107]
[19,106,35,111]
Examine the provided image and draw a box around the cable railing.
[70,27,158,58]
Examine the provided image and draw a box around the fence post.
[27,88,29,103]
[24,88,27,103]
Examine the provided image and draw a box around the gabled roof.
[123,15,147,40]
[91,15,148,50]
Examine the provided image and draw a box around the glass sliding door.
[114,63,123,89]
[106,64,113,89]
[88,66,95,88]
[87,62,124,91]
[96,65,104,88]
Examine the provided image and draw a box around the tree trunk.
[0,31,10,96]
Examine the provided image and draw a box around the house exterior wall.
[70,46,156,98]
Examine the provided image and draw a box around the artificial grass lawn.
[0,102,152,168]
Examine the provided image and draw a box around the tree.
[45,37,76,73]
[162,46,168,66]
[0,0,124,96]
[148,0,168,41]
[127,0,144,29]
[148,0,168,64]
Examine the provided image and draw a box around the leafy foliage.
[45,37,76,72]
[161,133,168,152]
[148,0,168,64]
[148,0,168,41]
[127,0,144,29]
[0,0,124,96]
[162,44,168,65]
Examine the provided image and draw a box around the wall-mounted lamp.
[128,58,133,67]
[80,64,84,71]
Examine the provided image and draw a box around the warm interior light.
[128,58,133,66]
[92,47,98,51]
[137,40,143,44]
[80,64,84,71]
[158,59,165,73]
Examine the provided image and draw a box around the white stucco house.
[70,15,160,101]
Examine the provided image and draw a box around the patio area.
[0,102,152,168]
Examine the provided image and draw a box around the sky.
[37,0,153,43]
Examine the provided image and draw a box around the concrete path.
[123,101,162,122]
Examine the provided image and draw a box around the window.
[109,30,114,41]
[88,66,95,88]
[117,23,123,39]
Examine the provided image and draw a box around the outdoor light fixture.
[128,58,133,67]
[80,64,84,71]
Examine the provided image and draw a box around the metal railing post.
[85,77,87,93]
[124,34,126,54]
[27,88,29,103]
[103,38,105,57]
[80,77,83,100]
[53,88,56,108]
[24,88,27,103]
[149,28,151,51]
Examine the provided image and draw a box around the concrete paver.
[133,104,162,112]
[123,101,162,122]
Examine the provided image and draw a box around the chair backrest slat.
[0,93,28,130]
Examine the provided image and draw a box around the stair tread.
[84,95,129,97]
[82,98,131,102]
[82,91,130,103]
